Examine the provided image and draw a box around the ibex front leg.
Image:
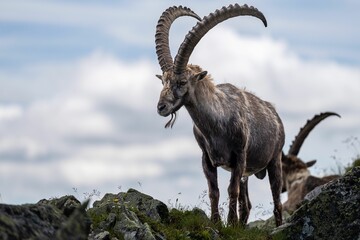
[202,153,220,223]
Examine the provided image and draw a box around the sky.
[0,0,359,222]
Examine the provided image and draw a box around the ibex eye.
[177,80,187,87]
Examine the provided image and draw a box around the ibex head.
[281,112,341,192]
[157,67,208,127]
[155,4,267,128]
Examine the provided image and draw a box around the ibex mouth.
[158,98,183,116]
[158,107,178,129]
[157,101,174,117]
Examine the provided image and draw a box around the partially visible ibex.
[155,4,285,226]
[282,112,341,213]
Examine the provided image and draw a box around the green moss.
[218,225,272,240]
[87,210,108,230]
[130,207,275,240]
[87,189,285,239]
[346,157,360,172]
[168,208,212,231]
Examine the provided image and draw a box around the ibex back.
[155,4,285,226]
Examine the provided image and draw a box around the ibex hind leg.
[238,177,251,226]
[267,152,283,226]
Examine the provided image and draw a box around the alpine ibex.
[155,4,285,226]
[282,112,341,213]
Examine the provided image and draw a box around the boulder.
[0,195,90,240]
[88,188,168,240]
[273,166,360,240]
[118,188,169,222]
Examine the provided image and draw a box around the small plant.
[83,189,101,200]
[329,136,360,174]
[72,187,101,202]
[345,157,360,173]
[168,192,190,212]
[254,203,274,220]
[343,136,360,156]
[343,136,360,172]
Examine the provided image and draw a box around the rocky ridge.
[0,167,359,239]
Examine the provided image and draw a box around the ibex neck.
[185,80,230,134]
[286,170,310,195]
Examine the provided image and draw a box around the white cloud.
[0,105,23,121]
[0,160,59,183]
[0,52,161,158]
[0,137,44,159]
[0,137,199,187]
[26,96,114,138]
[59,137,199,186]
[0,95,114,160]
[76,51,160,110]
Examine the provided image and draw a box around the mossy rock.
[92,188,169,223]
[273,167,360,240]
[0,195,90,240]
[88,189,165,239]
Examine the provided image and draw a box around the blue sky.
[0,0,359,221]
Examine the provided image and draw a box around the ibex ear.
[156,74,162,80]
[306,160,317,168]
[194,71,207,82]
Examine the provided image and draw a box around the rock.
[122,188,169,222]
[7,180,359,240]
[88,188,168,240]
[0,195,91,240]
[93,231,111,240]
[38,195,81,217]
[55,199,91,240]
[273,166,360,240]
[247,211,291,230]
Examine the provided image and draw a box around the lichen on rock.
[273,166,360,240]
[88,188,167,240]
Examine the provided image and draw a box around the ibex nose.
[157,102,166,112]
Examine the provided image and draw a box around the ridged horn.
[155,6,201,73]
[173,4,267,75]
[288,112,341,156]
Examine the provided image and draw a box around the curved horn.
[288,112,341,156]
[173,4,267,75]
[155,6,201,73]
